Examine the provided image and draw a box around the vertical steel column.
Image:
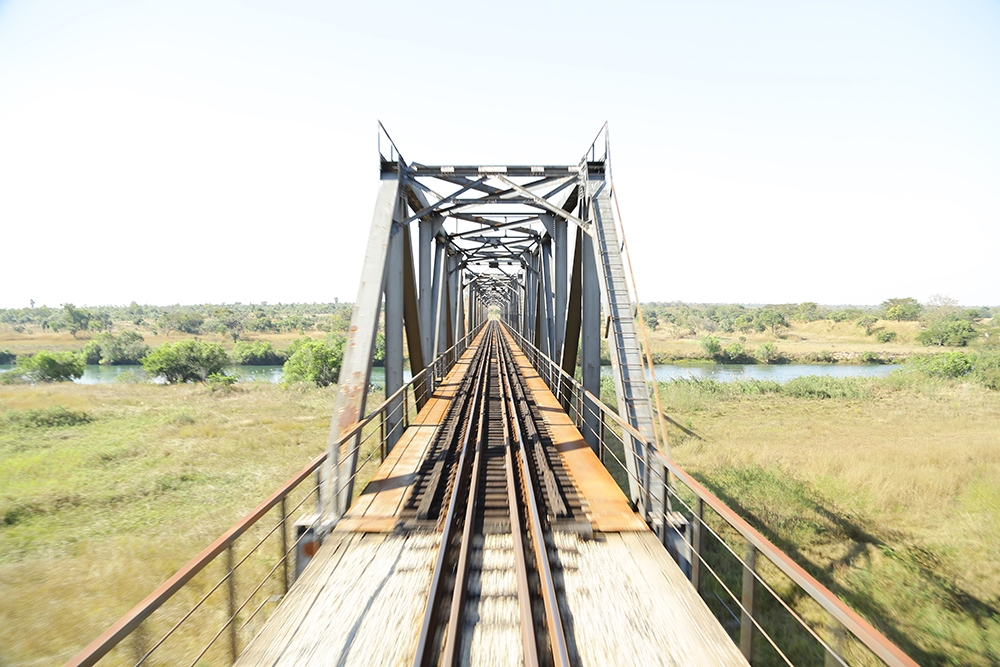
[581,227,600,452]
[401,224,427,407]
[418,218,434,369]
[540,239,554,358]
[383,195,405,454]
[553,216,568,363]
[446,253,458,350]
[326,176,398,518]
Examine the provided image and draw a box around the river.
[2,363,899,385]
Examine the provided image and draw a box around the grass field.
[660,373,1000,666]
[0,382,340,666]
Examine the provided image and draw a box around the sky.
[1,0,998,309]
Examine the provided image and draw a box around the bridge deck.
[334,330,487,533]
[235,330,748,667]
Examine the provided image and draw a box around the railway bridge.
[66,127,919,667]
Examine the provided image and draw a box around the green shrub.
[81,340,102,364]
[700,336,722,358]
[231,340,286,365]
[907,352,974,379]
[755,342,780,364]
[142,340,229,383]
[721,342,747,363]
[282,337,345,387]
[972,352,1000,390]
[803,350,836,363]
[875,331,897,343]
[207,372,239,391]
[4,406,92,428]
[16,351,86,382]
[859,351,886,364]
[916,318,979,347]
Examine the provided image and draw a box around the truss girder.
[325,123,660,524]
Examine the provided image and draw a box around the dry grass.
[0,382,337,666]
[664,376,1000,666]
[0,327,314,357]
[645,320,931,360]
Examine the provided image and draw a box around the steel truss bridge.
[66,126,920,667]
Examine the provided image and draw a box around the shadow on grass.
[695,466,999,667]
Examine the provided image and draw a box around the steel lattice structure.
[325,123,659,518]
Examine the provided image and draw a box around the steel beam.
[384,196,405,454]
[581,223,601,453]
[327,175,399,518]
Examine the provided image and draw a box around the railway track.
[413,323,573,667]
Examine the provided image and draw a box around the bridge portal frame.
[325,124,665,519]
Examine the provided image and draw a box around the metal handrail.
[504,324,918,667]
[65,321,485,667]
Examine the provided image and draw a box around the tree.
[916,317,979,347]
[283,337,344,387]
[141,340,229,383]
[880,297,921,322]
[62,304,91,338]
[856,315,879,336]
[643,310,660,331]
[756,309,789,335]
[96,330,150,364]
[17,351,86,382]
[795,302,820,322]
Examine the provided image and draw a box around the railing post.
[692,497,704,592]
[404,387,410,428]
[598,414,606,465]
[226,544,238,664]
[280,497,289,595]
[658,460,669,547]
[314,469,322,516]
[380,410,386,461]
[740,540,757,662]
[643,442,653,522]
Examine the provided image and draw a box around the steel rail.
[503,323,920,667]
[497,330,540,667]
[412,334,490,667]
[440,333,491,667]
[497,335,571,667]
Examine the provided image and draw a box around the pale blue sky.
[1,0,998,308]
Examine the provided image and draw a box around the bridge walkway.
[234,329,747,667]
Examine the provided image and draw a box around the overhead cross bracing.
[325,123,661,519]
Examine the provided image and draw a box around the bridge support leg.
[326,176,399,519]
[384,196,405,454]
[581,228,600,453]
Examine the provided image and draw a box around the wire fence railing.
[505,325,918,667]
[64,323,485,667]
